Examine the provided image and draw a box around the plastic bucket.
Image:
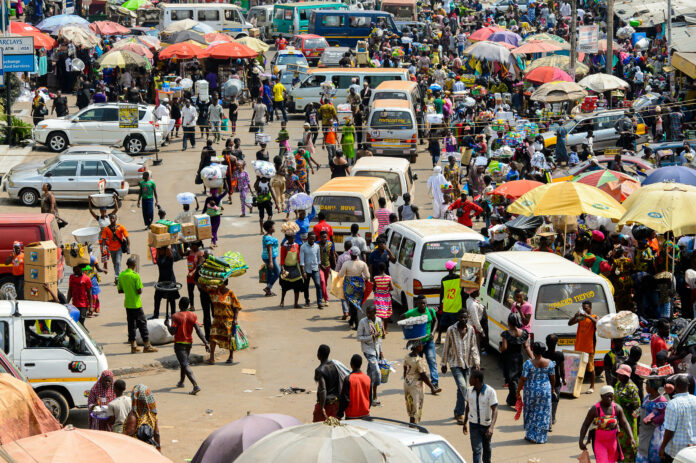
[401,322,427,340]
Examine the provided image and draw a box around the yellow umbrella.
[508,181,625,219]
[617,182,696,235]
[234,36,270,53]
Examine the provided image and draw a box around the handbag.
[233,325,249,350]
[330,270,344,300]
[136,423,158,447]
[110,226,129,254]
[259,264,267,284]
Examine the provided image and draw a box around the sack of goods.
[198,252,249,286]
[176,192,196,205]
[252,160,276,179]
[597,311,640,339]
[200,165,224,189]
[397,314,429,340]
[135,319,174,346]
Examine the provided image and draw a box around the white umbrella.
[530,81,588,103]
[463,40,512,63]
[578,73,630,92]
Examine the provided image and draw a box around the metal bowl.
[72,227,101,244]
[90,193,115,208]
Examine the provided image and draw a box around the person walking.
[569,300,597,394]
[543,334,565,430]
[251,98,267,134]
[372,262,393,332]
[404,340,441,424]
[660,375,696,462]
[181,99,198,150]
[463,369,498,463]
[136,172,158,229]
[314,344,343,422]
[199,279,241,365]
[67,265,92,326]
[261,220,280,297]
[208,93,223,143]
[579,386,635,463]
[117,256,157,354]
[437,260,464,344]
[338,246,370,329]
[636,378,668,463]
[442,310,480,425]
[204,186,228,247]
[516,342,555,444]
[124,384,160,450]
[338,354,372,419]
[300,232,323,309]
[404,295,440,389]
[87,370,115,431]
[357,304,384,406]
[271,77,288,123]
[151,247,180,319]
[614,363,641,461]
[165,297,209,395]
[101,213,129,285]
[317,230,334,306]
[501,312,531,406]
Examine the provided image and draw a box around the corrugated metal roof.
[670,25,696,52]
[614,0,696,27]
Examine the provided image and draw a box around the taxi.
[270,47,309,75]
[290,34,329,66]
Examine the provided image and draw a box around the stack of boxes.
[194,214,212,240]
[148,223,171,248]
[180,222,197,243]
[24,241,58,301]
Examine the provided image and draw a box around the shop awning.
[672,52,696,79]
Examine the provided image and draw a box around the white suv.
[33,103,168,155]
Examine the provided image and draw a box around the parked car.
[491,0,529,12]
[552,155,654,182]
[346,417,467,463]
[291,34,329,65]
[636,141,696,167]
[270,48,309,75]
[317,47,353,67]
[60,145,148,185]
[32,103,167,154]
[3,154,129,206]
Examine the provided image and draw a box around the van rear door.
[369,109,416,154]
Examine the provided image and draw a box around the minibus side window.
[0,321,8,353]
[503,278,530,309]
[389,231,403,256]
[399,238,416,268]
[24,319,90,355]
[487,268,508,303]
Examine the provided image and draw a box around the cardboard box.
[194,214,211,228]
[24,281,58,302]
[150,223,168,235]
[25,241,58,266]
[196,226,212,240]
[24,264,58,284]
[64,244,91,267]
[157,220,181,234]
[180,223,195,236]
[148,232,171,248]
[169,233,180,244]
[460,253,487,289]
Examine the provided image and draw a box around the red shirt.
[69,274,92,308]
[313,220,333,241]
[344,371,371,418]
[448,199,483,227]
[650,334,669,365]
[171,311,199,344]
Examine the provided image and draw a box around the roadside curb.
[112,351,220,376]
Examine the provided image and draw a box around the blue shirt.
[299,242,320,272]
[262,234,279,260]
[295,207,316,245]
[664,392,696,457]
[368,249,391,275]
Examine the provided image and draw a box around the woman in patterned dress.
[517,341,555,444]
[614,364,641,461]
[200,279,241,364]
[372,262,393,333]
[636,379,668,463]
[403,340,441,424]
[235,160,252,217]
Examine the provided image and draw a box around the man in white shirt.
[441,310,480,424]
[119,70,133,88]
[106,379,132,434]
[181,99,198,150]
[463,369,498,463]
[559,1,571,17]
[154,98,171,144]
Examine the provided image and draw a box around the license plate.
[334,234,343,243]
[384,139,399,143]
[376,149,383,154]
[558,337,575,346]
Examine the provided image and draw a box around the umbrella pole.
[563,216,567,255]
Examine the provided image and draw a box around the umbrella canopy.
[205,32,234,43]
[163,19,200,34]
[12,30,56,50]
[58,26,101,48]
[89,20,131,36]
[112,41,153,59]
[36,14,89,34]
[10,21,39,34]
[525,66,573,84]
[490,179,543,199]
[121,0,151,10]
[642,166,696,186]
[192,413,302,463]
[2,426,173,462]
[164,30,207,45]
[463,41,512,63]
[488,30,522,47]
[525,55,590,77]
[201,42,258,59]
[235,36,270,53]
[512,40,563,54]
[235,421,421,463]
[597,39,621,52]
[159,42,206,60]
[98,49,150,68]
[507,181,625,219]
[505,215,544,237]
[137,35,161,50]
[523,33,568,44]
[0,374,62,444]
[572,169,640,202]
[530,80,587,103]
[578,73,630,92]
[618,182,696,235]
[468,26,502,42]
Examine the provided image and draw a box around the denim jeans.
[451,366,469,416]
[273,100,288,122]
[470,423,492,463]
[263,257,280,289]
[304,269,322,305]
[364,352,381,387]
[210,120,221,141]
[111,248,123,278]
[422,340,439,386]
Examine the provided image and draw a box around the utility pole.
[569,0,578,81]
[1,0,10,147]
[667,0,674,94]
[606,0,614,75]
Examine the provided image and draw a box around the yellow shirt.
[272,83,286,102]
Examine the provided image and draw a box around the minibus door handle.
[24,363,35,367]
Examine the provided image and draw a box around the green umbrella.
[572,170,636,188]
[121,0,151,11]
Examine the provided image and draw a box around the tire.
[19,188,40,206]
[0,276,17,300]
[124,135,145,154]
[47,132,68,152]
[37,389,70,424]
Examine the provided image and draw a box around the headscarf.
[132,384,157,429]
[88,370,115,407]
[427,166,447,198]
[600,385,614,396]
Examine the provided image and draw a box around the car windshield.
[277,54,307,65]
[354,171,401,195]
[536,283,610,320]
[560,119,577,133]
[313,195,364,223]
[374,91,408,101]
[38,156,60,174]
[370,110,413,130]
[420,240,480,271]
[110,149,135,163]
[304,38,327,48]
[410,441,463,463]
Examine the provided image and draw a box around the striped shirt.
[375,208,391,235]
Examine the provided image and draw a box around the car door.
[70,108,105,144]
[387,230,404,300]
[594,115,619,149]
[99,107,121,145]
[567,119,589,148]
[397,237,417,309]
[44,160,79,198]
[483,266,509,347]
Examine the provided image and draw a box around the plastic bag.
[233,325,249,350]
[259,265,267,284]
[252,160,276,179]
[597,311,640,339]
[514,398,523,420]
[379,360,390,384]
[176,192,196,205]
[330,270,344,300]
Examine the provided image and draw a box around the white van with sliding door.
[383,220,484,311]
[480,252,614,365]
[351,156,416,206]
[367,99,419,163]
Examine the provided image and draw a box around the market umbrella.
[0,374,61,444]
[525,66,573,84]
[490,179,543,199]
[508,181,625,219]
[164,30,207,45]
[163,19,207,34]
[504,215,544,238]
[137,35,161,50]
[512,40,563,54]
[463,41,512,63]
[642,166,696,186]
[525,55,590,77]
[205,32,234,43]
[112,41,154,59]
[58,26,101,48]
[191,413,301,463]
[468,26,502,42]
[159,41,206,59]
[98,49,150,69]
[36,14,89,34]
[89,20,131,36]
[2,426,173,462]
[572,169,640,202]
[578,73,630,92]
[14,30,57,49]
[121,0,151,10]
[235,420,421,463]
[617,182,696,235]
[597,39,621,52]
[523,33,568,45]
[201,42,258,59]
[488,30,522,47]
[235,36,270,53]
[9,21,39,33]
[530,80,587,103]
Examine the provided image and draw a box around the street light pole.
[606,0,614,75]
[569,0,578,81]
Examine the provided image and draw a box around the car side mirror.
[44,171,52,177]
[71,119,78,123]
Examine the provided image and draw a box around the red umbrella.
[29,32,57,50]
[201,42,258,59]
[89,20,131,36]
[112,42,154,59]
[512,40,563,54]
[525,66,573,84]
[490,180,544,200]
[159,42,206,59]
[468,26,502,42]
[10,21,39,34]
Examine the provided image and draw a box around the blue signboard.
[0,37,34,73]
[3,54,33,72]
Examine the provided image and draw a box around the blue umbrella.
[642,166,696,186]
[37,14,89,34]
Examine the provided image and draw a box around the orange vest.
[12,253,24,276]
